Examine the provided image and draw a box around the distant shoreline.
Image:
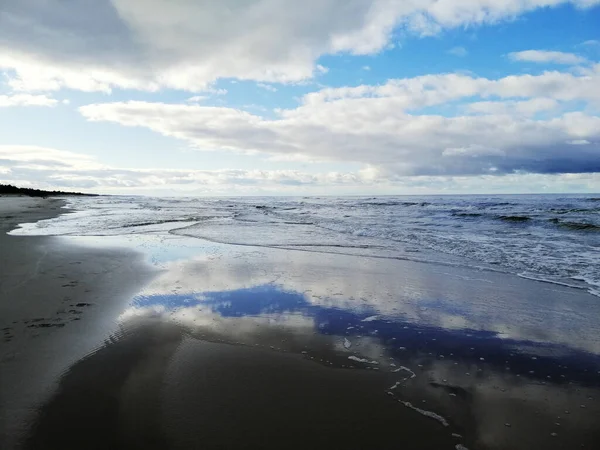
[0,184,97,198]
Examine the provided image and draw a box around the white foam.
[348,356,379,365]
[397,400,449,427]
[343,338,352,349]
[392,366,416,379]
[517,273,585,290]
[361,315,380,322]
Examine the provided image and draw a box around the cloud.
[0,146,100,169]
[442,145,504,157]
[204,86,228,96]
[0,145,370,192]
[466,98,559,116]
[186,86,227,102]
[1,0,599,92]
[78,66,600,177]
[256,83,278,92]
[2,145,598,195]
[508,50,587,64]
[0,94,57,107]
[448,46,468,57]
[186,96,207,103]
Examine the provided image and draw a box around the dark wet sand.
[23,317,457,450]
[2,197,600,450]
[0,197,156,449]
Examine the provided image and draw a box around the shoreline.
[171,230,600,298]
[2,197,600,449]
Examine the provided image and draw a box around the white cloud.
[448,46,468,57]
[205,87,228,96]
[0,146,100,170]
[185,86,227,102]
[256,83,278,92]
[0,144,369,192]
[2,145,599,194]
[508,50,587,65]
[1,0,599,93]
[362,65,371,71]
[0,94,57,107]
[466,98,559,116]
[300,66,600,106]
[78,66,600,176]
[567,139,591,145]
[186,96,207,103]
[442,145,504,157]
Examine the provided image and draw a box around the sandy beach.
[0,197,156,449]
[2,0,599,448]
[1,196,600,450]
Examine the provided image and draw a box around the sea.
[10,194,600,297]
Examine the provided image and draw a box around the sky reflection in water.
[84,235,600,449]
[130,282,600,386]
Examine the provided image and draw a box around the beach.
[0,197,156,449]
[1,196,600,449]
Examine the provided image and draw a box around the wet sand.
[2,198,600,450]
[23,317,458,450]
[0,197,156,449]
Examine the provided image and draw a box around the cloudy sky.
[1,0,599,195]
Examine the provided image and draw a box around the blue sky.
[0,1,599,195]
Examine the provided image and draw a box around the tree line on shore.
[0,184,96,197]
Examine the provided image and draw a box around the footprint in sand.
[73,302,93,307]
[2,327,13,342]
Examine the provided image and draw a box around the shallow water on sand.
[21,235,600,450]
[11,194,600,298]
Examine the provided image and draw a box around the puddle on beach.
[24,235,600,450]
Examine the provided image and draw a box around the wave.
[549,207,600,214]
[478,201,517,208]
[452,212,483,217]
[282,221,314,225]
[120,218,198,228]
[252,205,297,211]
[497,215,531,223]
[358,201,430,207]
[516,273,586,290]
[549,219,600,232]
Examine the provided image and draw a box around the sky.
[0,0,599,196]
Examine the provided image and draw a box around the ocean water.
[10,194,600,297]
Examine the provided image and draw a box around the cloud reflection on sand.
[117,236,600,356]
[118,282,600,449]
